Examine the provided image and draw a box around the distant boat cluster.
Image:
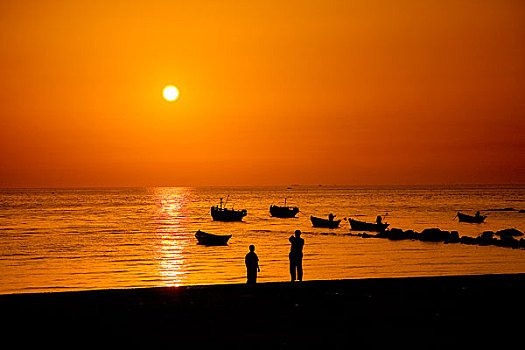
[196,197,525,250]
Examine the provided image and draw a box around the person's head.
[295,230,301,238]
[249,244,255,252]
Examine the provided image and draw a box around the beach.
[2,274,524,348]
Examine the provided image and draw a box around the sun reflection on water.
[154,187,191,287]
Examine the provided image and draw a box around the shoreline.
[2,273,524,346]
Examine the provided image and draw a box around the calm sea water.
[1,185,524,294]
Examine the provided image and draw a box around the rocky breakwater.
[351,227,525,249]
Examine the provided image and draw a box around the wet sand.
[2,274,524,348]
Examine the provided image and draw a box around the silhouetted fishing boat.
[457,212,486,223]
[348,218,389,232]
[211,197,247,222]
[195,230,232,246]
[310,215,340,229]
[270,198,299,218]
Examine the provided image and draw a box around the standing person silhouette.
[289,230,305,282]
[245,245,260,284]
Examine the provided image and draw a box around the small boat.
[348,218,389,232]
[310,215,340,229]
[457,212,486,223]
[195,230,232,246]
[211,197,247,222]
[270,198,299,218]
[270,205,299,218]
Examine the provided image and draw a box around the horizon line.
[0,183,524,190]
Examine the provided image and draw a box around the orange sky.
[1,0,524,187]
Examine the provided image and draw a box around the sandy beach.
[2,274,524,348]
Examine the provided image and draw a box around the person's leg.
[289,259,296,281]
[297,259,303,281]
[247,269,255,284]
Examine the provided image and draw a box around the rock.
[375,231,388,238]
[404,230,417,240]
[460,236,477,245]
[387,228,404,240]
[498,236,520,248]
[480,231,494,240]
[419,228,450,242]
[495,228,523,238]
[447,231,460,243]
[477,231,497,246]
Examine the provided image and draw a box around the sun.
[163,85,179,101]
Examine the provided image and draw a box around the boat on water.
[211,197,247,222]
[457,211,486,223]
[311,215,340,229]
[195,230,232,246]
[270,198,299,218]
[348,218,389,232]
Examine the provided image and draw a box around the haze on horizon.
[1,0,524,188]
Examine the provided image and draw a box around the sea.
[1,185,524,295]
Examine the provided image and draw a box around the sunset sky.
[1,0,524,187]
